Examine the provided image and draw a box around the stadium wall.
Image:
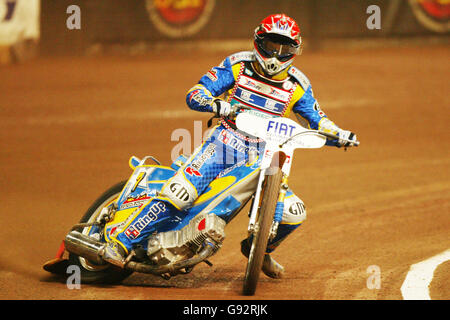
[35,0,450,55]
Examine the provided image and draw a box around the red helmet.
[253,14,302,76]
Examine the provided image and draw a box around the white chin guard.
[254,50,293,76]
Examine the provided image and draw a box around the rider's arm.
[291,85,352,147]
[286,66,356,147]
[186,57,236,113]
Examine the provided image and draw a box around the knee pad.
[282,192,306,225]
[159,172,198,210]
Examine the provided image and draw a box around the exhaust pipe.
[64,231,217,276]
[64,230,106,265]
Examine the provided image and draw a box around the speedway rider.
[102,14,358,278]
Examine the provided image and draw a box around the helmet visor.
[257,36,300,62]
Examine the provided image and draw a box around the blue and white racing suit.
[114,51,345,255]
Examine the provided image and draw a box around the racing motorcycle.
[43,108,359,295]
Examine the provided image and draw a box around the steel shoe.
[240,239,285,279]
[261,254,285,279]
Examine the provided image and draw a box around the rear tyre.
[67,180,133,284]
[243,168,283,295]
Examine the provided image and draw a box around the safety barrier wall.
[39,0,449,55]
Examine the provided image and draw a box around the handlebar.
[210,103,360,147]
[318,131,360,147]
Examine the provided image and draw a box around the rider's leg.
[241,189,306,278]
[266,190,306,252]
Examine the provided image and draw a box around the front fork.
[247,169,289,241]
[270,174,289,240]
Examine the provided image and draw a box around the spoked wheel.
[243,167,283,296]
[67,180,133,284]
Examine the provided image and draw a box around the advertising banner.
[145,0,216,38]
[408,0,449,33]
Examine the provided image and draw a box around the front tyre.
[243,168,283,296]
[68,180,133,284]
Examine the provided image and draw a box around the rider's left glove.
[337,130,357,147]
[212,99,232,117]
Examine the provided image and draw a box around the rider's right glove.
[212,99,232,117]
[337,130,358,147]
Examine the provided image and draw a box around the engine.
[146,212,226,266]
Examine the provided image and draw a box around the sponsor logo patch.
[125,201,166,240]
[120,193,151,210]
[289,202,306,216]
[169,182,191,202]
[238,75,291,102]
[186,143,216,174]
[206,69,218,81]
[267,120,296,137]
[188,88,212,106]
[218,130,258,153]
[185,166,202,177]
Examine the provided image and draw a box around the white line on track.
[401,249,450,300]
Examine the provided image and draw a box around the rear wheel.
[243,168,283,295]
[68,180,133,284]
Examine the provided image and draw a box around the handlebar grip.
[318,131,339,140]
[318,131,360,147]
[230,104,251,117]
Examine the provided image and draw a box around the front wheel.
[68,180,133,284]
[243,168,283,295]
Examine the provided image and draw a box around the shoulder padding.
[228,51,255,66]
[288,66,311,91]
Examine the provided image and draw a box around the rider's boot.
[240,238,285,279]
[240,220,304,278]
[101,240,127,268]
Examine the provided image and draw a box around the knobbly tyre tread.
[243,168,283,295]
[68,180,133,284]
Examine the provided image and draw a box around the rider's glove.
[212,99,232,117]
[337,130,357,147]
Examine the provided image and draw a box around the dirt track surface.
[0,45,449,300]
